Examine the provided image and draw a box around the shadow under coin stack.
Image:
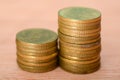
[58,7,101,74]
[16,29,58,73]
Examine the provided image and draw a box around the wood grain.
[0,0,120,80]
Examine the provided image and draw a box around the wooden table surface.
[0,0,120,80]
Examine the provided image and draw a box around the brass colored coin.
[59,28,100,37]
[60,43,101,51]
[60,47,101,57]
[17,62,57,73]
[59,40,100,48]
[59,57,100,74]
[58,15,101,24]
[17,46,57,53]
[59,36,100,44]
[17,48,57,56]
[60,53,100,61]
[59,58,100,68]
[60,63,100,71]
[60,50,100,59]
[17,58,57,67]
[59,56,100,74]
[58,7,101,23]
[17,50,56,56]
[60,64,100,73]
[18,55,57,63]
[59,27,101,35]
[60,46,101,54]
[60,62,100,74]
[17,52,57,61]
[16,28,58,48]
[58,31,100,41]
[58,20,101,30]
[59,56,100,64]
[16,39,57,50]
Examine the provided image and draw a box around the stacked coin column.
[16,29,58,73]
[58,7,101,74]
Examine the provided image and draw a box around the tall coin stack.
[58,7,101,74]
[16,29,58,73]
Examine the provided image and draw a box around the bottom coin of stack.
[16,28,58,73]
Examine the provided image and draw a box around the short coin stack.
[16,29,58,73]
[58,7,101,74]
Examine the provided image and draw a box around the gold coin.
[59,57,100,71]
[60,50,100,59]
[60,43,101,51]
[59,61,100,74]
[18,55,57,63]
[17,52,57,62]
[58,7,101,24]
[16,39,57,50]
[59,56,100,64]
[60,46,101,52]
[59,40,100,48]
[59,37,100,44]
[59,27,101,35]
[17,58,57,67]
[60,58,100,68]
[58,31,100,41]
[16,29,58,49]
[17,46,57,54]
[58,15,101,24]
[17,62,57,73]
[60,53,100,61]
[58,20,101,30]
[16,43,57,50]
[60,47,101,58]
[59,56,100,73]
[59,28,100,37]
[17,48,57,56]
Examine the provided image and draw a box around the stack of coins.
[58,7,101,74]
[16,29,58,73]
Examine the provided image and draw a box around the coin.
[59,56,100,64]
[60,58,100,69]
[17,62,57,73]
[17,59,57,67]
[60,43,101,51]
[17,52,57,62]
[59,40,100,48]
[60,50,100,60]
[59,37,100,45]
[60,62,100,74]
[59,27,101,35]
[17,48,57,56]
[59,28,100,37]
[58,20,101,29]
[60,53,100,61]
[17,46,57,54]
[59,56,100,74]
[58,7,101,23]
[16,39,57,50]
[58,31,100,41]
[16,28,58,47]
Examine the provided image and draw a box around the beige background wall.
[0,0,120,80]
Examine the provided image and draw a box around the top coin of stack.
[16,28,58,73]
[58,7,101,74]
